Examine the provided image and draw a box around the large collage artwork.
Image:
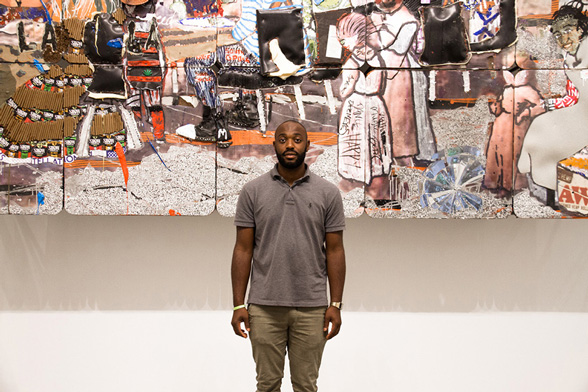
[0,0,586,218]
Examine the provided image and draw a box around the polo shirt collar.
[271,164,311,186]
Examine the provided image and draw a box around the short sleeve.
[325,188,345,232]
[234,184,256,227]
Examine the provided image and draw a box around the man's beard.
[276,149,306,169]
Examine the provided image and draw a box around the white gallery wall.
[0,213,587,392]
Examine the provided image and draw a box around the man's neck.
[277,164,306,186]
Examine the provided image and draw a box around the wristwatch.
[330,302,343,310]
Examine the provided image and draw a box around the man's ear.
[305,139,310,151]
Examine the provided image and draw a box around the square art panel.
[514,69,588,218]
[0,62,65,215]
[362,69,513,218]
[64,62,217,216]
[516,0,570,70]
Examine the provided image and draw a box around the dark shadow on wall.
[0,211,587,312]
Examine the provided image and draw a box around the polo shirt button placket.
[286,187,295,205]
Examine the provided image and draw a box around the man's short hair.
[275,120,307,137]
[552,3,588,38]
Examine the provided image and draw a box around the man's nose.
[285,139,295,148]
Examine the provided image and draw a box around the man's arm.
[323,230,346,340]
[231,226,255,338]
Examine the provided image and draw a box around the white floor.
[1,311,587,392]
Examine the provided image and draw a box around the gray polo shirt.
[234,165,346,307]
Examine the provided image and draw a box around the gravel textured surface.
[514,189,563,219]
[65,145,216,216]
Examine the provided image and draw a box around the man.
[231,120,346,392]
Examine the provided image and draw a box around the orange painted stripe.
[408,166,426,172]
[521,14,554,20]
[65,160,141,169]
[126,76,162,83]
[165,130,338,146]
[435,98,497,104]
[127,60,161,67]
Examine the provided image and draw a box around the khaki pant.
[248,304,327,392]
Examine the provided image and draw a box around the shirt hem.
[248,300,329,308]
[234,221,255,227]
[326,225,346,232]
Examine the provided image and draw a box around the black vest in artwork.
[83,13,126,94]
[419,3,471,65]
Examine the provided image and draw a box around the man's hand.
[231,308,250,338]
[323,306,342,340]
